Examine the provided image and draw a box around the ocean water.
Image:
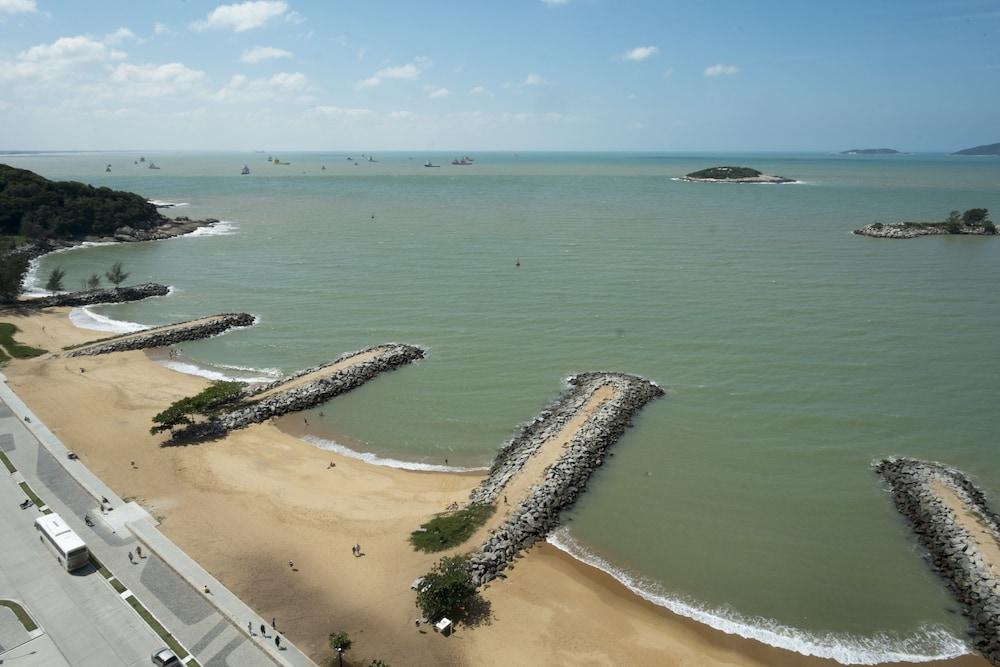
[13,151,1000,663]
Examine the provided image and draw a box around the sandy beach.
[0,307,988,667]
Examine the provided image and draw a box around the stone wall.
[875,457,1000,665]
[65,313,256,357]
[173,343,425,441]
[24,283,171,308]
[466,372,663,586]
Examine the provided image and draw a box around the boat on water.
[241,165,250,175]
[105,164,111,173]
[267,154,273,161]
[321,165,326,170]
[367,155,376,162]
[424,161,440,168]
[451,157,474,165]
[138,156,145,163]
[272,158,290,165]
[148,162,160,170]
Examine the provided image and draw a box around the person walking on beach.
[275,635,281,650]
[271,617,276,630]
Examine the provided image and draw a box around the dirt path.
[246,347,387,402]
[465,382,616,546]
[931,480,1000,574]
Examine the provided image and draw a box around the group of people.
[127,545,143,564]
[249,618,284,650]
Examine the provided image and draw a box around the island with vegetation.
[952,142,1000,156]
[679,166,796,184]
[841,148,902,155]
[0,163,219,304]
[854,208,996,238]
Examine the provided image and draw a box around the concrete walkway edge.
[0,371,316,667]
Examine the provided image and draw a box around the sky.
[0,0,998,152]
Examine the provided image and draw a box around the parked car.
[151,647,182,667]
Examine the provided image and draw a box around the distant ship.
[424,161,440,168]
[272,158,290,165]
[241,165,250,175]
[321,165,326,170]
[451,156,474,165]
[139,156,145,163]
[368,155,376,162]
[148,162,160,170]
[105,164,111,173]
[267,154,273,161]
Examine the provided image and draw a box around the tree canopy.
[415,555,477,620]
[0,163,164,240]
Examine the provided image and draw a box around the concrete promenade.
[0,371,317,667]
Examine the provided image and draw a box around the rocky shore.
[17,283,171,308]
[874,457,1000,665]
[465,373,663,587]
[64,313,256,357]
[679,174,796,184]
[172,343,425,442]
[853,223,997,238]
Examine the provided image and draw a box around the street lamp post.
[336,646,343,667]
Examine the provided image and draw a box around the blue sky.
[0,0,998,151]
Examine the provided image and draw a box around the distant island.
[952,142,1000,156]
[854,208,996,238]
[679,166,796,184]
[841,148,902,155]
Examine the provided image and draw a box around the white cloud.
[704,63,739,77]
[0,0,36,15]
[469,85,491,96]
[210,70,308,102]
[1,36,125,81]
[153,22,170,35]
[426,87,450,99]
[389,110,414,119]
[110,62,206,97]
[522,73,546,86]
[269,71,306,89]
[541,0,568,5]
[621,45,658,62]
[356,56,430,89]
[104,27,137,45]
[192,1,288,32]
[312,105,371,118]
[284,10,303,24]
[240,45,292,63]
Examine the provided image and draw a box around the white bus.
[35,513,89,571]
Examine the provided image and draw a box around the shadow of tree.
[451,592,493,628]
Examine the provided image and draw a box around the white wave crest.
[546,527,969,665]
[156,359,277,383]
[68,307,149,333]
[300,434,487,473]
[148,200,189,207]
[176,221,239,238]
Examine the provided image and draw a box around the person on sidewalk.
[128,551,134,564]
[260,623,267,637]
[248,621,254,636]
[136,545,142,558]
[275,635,281,650]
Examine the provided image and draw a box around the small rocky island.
[679,166,795,184]
[953,142,1000,156]
[841,148,902,155]
[854,208,996,239]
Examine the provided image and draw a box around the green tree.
[44,267,66,293]
[962,208,988,225]
[105,261,129,286]
[945,210,962,234]
[0,251,30,303]
[86,273,101,290]
[150,381,243,435]
[415,555,476,620]
[984,220,997,235]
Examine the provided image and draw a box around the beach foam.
[156,359,279,383]
[175,220,239,238]
[546,527,969,665]
[301,434,487,473]
[68,306,149,333]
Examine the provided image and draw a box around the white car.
[151,647,182,667]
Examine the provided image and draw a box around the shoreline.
[0,308,987,666]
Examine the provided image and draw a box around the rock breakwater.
[21,283,171,308]
[64,313,256,357]
[875,457,1000,665]
[854,223,997,238]
[465,372,663,586]
[173,343,425,442]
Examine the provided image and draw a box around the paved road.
[0,394,295,667]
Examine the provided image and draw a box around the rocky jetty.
[875,458,1000,665]
[854,223,997,239]
[173,343,425,441]
[20,283,171,308]
[64,313,256,357]
[465,373,663,587]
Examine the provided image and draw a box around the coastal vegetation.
[856,208,994,238]
[410,503,496,552]
[415,555,478,620]
[0,322,47,362]
[686,166,761,179]
[150,381,244,435]
[105,261,129,286]
[44,267,66,293]
[0,163,163,240]
[952,142,1000,156]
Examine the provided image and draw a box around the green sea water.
[14,150,1000,663]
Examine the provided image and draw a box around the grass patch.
[0,347,9,364]
[125,595,190,660]
[0,450,16,473]
[0,599,39,632]
[109,577,127,594]
[0,323,46,359]
[410,503,495,553]
[90,554,113,579]
[18,481,44,507]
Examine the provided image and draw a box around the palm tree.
[105,262,129,286]
[45,267,66,293]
